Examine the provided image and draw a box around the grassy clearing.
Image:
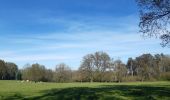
[0,80,169,100]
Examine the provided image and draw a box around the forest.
[0,52,170,83]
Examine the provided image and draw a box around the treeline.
[0,52,170,82]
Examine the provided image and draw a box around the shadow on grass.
[2,85,170,100]
[0,93,25,100]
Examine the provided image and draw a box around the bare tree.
[135,54,155,81]
[126,58,134,76]
[93,52,111,82]
[79,54,94,82]
[79,52,111,82]
[54,63,72,82]
[114,60,127,82]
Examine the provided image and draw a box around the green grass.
[0,81,170,100]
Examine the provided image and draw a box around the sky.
[0,0,169,70]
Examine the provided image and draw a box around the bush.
[123,76,140,82]
[160,72,170,81]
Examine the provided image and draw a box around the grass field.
[0,81,169,100]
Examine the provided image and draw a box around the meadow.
[0,80,170,100]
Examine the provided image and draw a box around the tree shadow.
[1,93,25,100]
[2,85,170,100]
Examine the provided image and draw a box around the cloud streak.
[0,15,169,69]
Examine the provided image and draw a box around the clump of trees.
[0,52,170,82]
[78,52,170,82]
[0,60,19,80]
[126,53,170,81]
[22,63,53,82]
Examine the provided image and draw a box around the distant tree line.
[0,52,170,82]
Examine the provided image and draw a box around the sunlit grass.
[0,80,169,100]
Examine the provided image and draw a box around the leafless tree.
[114,60,127,82]
[54,63,72,82]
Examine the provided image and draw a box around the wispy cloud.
[3,54,74,62]
[0,15,169,69]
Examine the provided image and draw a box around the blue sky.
[0,0,169,70]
